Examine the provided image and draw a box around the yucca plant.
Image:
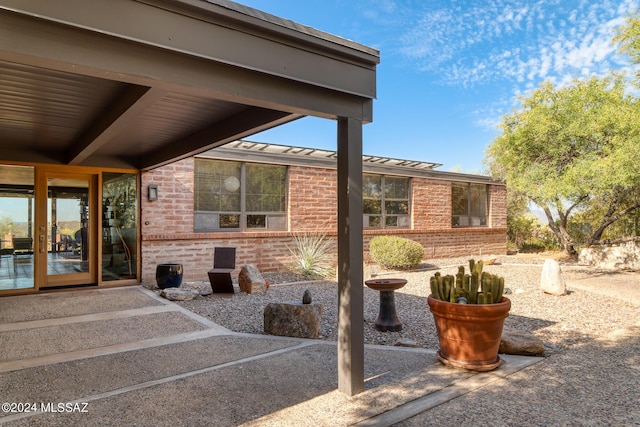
[287,233,334,279]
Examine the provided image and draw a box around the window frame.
[194,159,288,232]
[363,173,410,229]
[451,182,488,228]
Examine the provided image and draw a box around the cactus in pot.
[429,259,504,304]
[427,259,511,371]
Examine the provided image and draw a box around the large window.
[363,174,410,228]
[102,173,138,280]
[195,159,287,231]
[452,182,487,227]
[0,165,35,290]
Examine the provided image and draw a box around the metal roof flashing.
[203,0,380,58]
[196,141,503,185]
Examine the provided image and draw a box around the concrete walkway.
[0,287,541,426]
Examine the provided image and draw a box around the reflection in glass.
[0,165,35,290]
[47,177,90,276]
[452,182,487,227]
[364,174,410,228]
[194,159,287,231]
[102,173,138,281]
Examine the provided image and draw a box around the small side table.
[365,278,407,332]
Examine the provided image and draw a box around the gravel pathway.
[172,255,640,426]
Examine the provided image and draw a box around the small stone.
[199,287,213,297]
[183,282,212,296]
[394,338,420,348]
[302,289,312,304]
[544,342,560,351]
[160,288,199,301]
[500,328,545,356]
[540,259,567,296]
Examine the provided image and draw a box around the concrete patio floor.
[0,286,540,426]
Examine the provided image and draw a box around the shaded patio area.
[0,286,540,426]
[0,0,380,393]
[0,253,89,291]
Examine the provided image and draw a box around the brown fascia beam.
[67,85,167,165]
[138,106,301,170]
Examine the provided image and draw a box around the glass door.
[0,165,35,291]
[40,172,97,288]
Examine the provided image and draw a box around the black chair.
[12,237,33,273]
[208,247,236,293]
[0,247,14,270]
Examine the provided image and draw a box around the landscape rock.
[540,258,567,296]
[394,338,421,348]
[160,288,199,301]
[302,289,312,304]
[264,302,323,338]
[500,328,545,356]
[181,282,212,296]
[239,264,268,294]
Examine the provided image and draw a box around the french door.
[37,171,98,288]
[1,165,138,294]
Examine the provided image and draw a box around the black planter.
[156,263,183,289]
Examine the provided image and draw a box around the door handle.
[39,235,45,253]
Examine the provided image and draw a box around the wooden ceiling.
[0,0,379,170]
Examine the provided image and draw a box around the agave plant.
[287,233,334,279]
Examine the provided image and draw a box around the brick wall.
[141,158,194,235]
[489,184,507,228]
[288,165,337,230]
[411,178,451,229]
[140,158,507,285]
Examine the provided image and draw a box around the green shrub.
[369,236,424,269]
[287,233,334,279]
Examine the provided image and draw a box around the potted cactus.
[427,259,511,372]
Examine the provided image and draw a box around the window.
[363,174,410,228]
[103,173,138,280]
[194,159,287,231]
[452,182,487,227]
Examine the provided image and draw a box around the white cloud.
[359,0,640,135]
[395,0,639,88]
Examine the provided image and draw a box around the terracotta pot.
[427,295,511,372]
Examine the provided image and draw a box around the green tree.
[614,14,640,77]
[486,74,640,256]
[0,215,12,238]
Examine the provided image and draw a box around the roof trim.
[196,140,503,186]
[202,0,379,57]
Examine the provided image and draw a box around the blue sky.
[236,0,639,174]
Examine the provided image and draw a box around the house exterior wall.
[140,156,507,285]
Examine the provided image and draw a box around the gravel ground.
[173,254,640,426]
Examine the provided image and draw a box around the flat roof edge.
[203,0,380,59]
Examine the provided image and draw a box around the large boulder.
[239,264,268,294]
[500,328,545,356]
[264,302,323,338]
[540,258,567,296]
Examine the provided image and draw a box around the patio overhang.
[0,0,379,397]
[0,0,379,170]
